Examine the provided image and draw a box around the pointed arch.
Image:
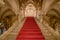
[1,9,16,19]
[25,4,36,17]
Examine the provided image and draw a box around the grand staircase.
[0,17,58,40]
[16,17,45,40]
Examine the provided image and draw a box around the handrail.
[0,17,25,40]
[35,18,60,40]
[43,20,60,40]
[0,20,18,40]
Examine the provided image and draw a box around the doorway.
[25,4,36,17]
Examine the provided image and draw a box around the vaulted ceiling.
[0,0,60,19]
[18,0,42,8]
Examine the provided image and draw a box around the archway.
[25,4,36,17]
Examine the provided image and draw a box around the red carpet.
[16,17,45,40]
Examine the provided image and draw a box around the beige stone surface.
[35,18,58,40]
[0,18,26,40]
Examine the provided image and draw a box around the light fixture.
[58,2,60,4]
[0,0,5,6]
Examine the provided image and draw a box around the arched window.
[25,4,36,17]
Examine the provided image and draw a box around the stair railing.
[35,17,60,40]
[0,17,25,40]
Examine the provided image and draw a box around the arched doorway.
[25,4,36,17]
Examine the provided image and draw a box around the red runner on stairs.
[16,17,45,40]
